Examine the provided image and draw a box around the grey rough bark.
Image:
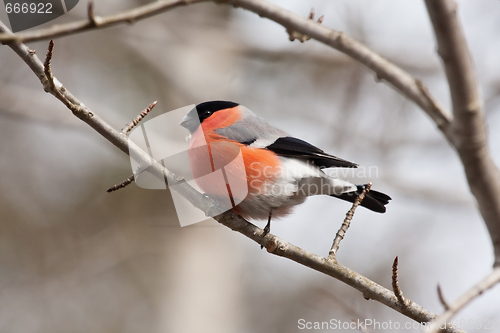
[425,0,500,268]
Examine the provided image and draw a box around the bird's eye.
[203,110,212,117]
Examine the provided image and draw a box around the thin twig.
[87,0,99,26]
[108,100,158,192]
[328,183,371,259]
[43,40,55,90]
[107,101,158,191]
[122,101,157,134]
[107,174,135,193]
[392,256,409,310]
[42,40,83,114]
[308,7,314,20]
[0,0,208,43]
[42,40,64,101]
[287,8,324,42]
[424,267,500,333]
[415,79,449,132]
[437,284,450,311]
[107,158,170,193]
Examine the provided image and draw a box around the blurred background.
[1,0,500,332]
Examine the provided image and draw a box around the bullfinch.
[180,101,390,235]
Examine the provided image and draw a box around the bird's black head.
[195,100,239,123]
[180,100,239,133]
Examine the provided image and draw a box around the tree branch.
[425,0,500,266]
[328,183,370,259]
[222,0,452,133]
[424,267,500,333]
[0,0,452,135]
[0,20,465,333]
[122,101,157,134]
[0,0,207,43]
[392,256,410,312]
[437,284,450,311]
[0,20,211,215]
[220,213,460,331]
[107,174,135,193]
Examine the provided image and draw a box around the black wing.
[265,137,358,168]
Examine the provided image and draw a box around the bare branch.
[107,174,135,193]
[437,284,450,311]
[43,40,54,87]
[0,20,212,215]
[87,0,99,26]
[219,213,462,332]
[0,0,207,43]
[308,8,314,20]
[424,267,500,333]
[425,0,500,266]
[0,22,465,332]
[425,0,481,139]
[329,183,371,259]
[107,101,158,192]
[0,0,451,136]
[223,0,452,133]
[122,101,157,134]
[42,40,83,113]
[392,256,410,311]
[286,8,324,43]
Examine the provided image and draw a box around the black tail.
[331,185,391,213]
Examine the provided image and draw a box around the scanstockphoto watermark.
[297,318,499,331]
[247,161,380,196]
[325,165,379,180]
[248,161,380,180]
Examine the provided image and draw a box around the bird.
[180,101,391,236]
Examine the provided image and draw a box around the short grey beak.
[180,114,199,134]
[180,115,190,128]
